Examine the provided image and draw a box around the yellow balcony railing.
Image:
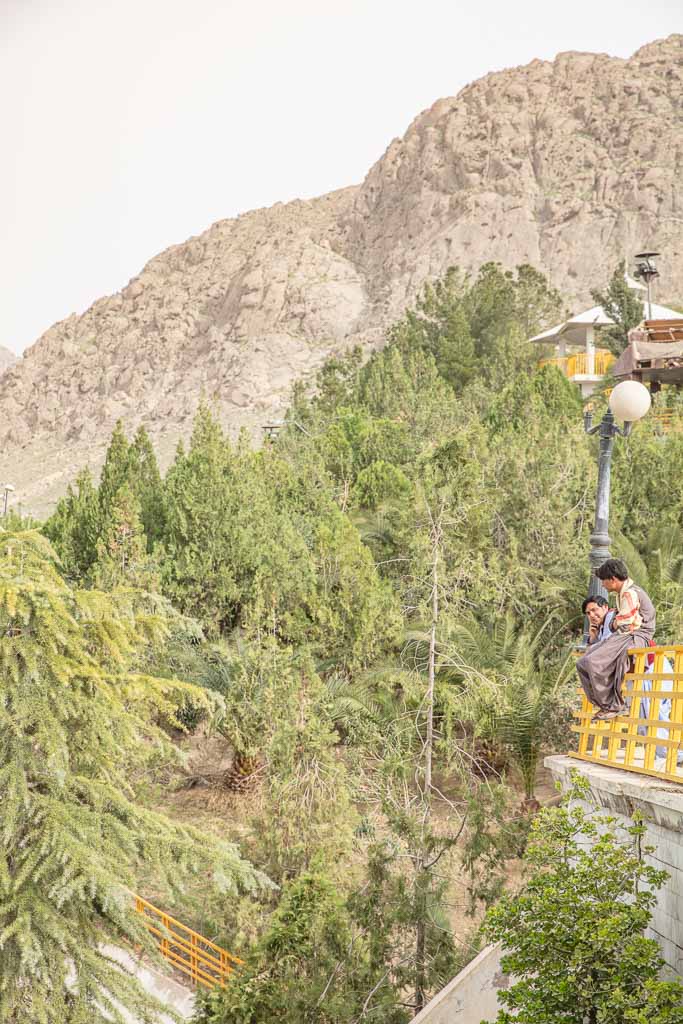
[133,893,242,989]
[572,645,683,783]
[541,350,615,378]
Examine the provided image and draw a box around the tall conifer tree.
[129,425,166,547]
[0,530,261,1023]
[99,420,133,530]
[90,485,160,591]
[44,468,101,579]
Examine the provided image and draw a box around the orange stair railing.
[133,893,243,989]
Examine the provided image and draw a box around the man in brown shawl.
[576,558,656,721]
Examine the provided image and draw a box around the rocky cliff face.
[0,347,17,376]
[2,34,682,514]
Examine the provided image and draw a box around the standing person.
[576,559,655,721]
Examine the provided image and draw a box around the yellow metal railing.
[133,894,242,989]
[541,350,615,378]
[650,409,683,433]
[572,645,683,783]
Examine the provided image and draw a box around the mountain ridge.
[2,34,682,514]
[0,346,17,376]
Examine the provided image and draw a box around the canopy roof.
[530,302,683,346]
[624,272,647,292]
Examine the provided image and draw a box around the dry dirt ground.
[143,727,561,962]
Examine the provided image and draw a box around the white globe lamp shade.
[608,381,651,422]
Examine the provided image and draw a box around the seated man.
[576,559,655,721]
[582,594,613,645]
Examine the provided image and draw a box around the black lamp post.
[634,251,660,321]
[581,381,651,647]
[2,483,14,518]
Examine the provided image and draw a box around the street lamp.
[581,381,651,645]
[633,251,660,321]
[2,483,15,518]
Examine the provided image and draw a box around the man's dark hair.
[595,558,629,582]
[582,595,608,614]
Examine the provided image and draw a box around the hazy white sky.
[2,0,681,354]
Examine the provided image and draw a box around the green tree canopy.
[484,775,683,1024]
[43,467,101,579]
[0,530,262,1023]
[591,259,645,355]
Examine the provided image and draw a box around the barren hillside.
[2,34,682,514]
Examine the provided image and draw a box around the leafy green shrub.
[484,774,683,1024]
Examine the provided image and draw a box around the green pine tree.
[0,530,263,1023]
[389,269,477,392]
[512,262,565,338]
[591,259,645,354]
[128,425,166,548]
[43,468,101,579]
[90,485,160,591]
[161,403,240,633]
[99,420,133,529]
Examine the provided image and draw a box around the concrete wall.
[410,944,508,1024]
[102,946,196,1022]
[546,754,683,978]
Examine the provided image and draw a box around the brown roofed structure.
[611,319,683,389]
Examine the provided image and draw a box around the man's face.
[586,601,608,627]
[600,577,622,594]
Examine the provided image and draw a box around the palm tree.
[442,615,575,810]
[614,527,683,642]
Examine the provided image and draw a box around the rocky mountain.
[0,347,17,376]
[2,34,682,514]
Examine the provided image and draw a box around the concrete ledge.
[545,755,683,833]
[410,944,507,1024]
[102,946,196,1022]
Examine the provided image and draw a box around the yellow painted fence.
[651,409,683,433]
[133,894,242,989]
[542,350,615,378]
[572,645,683,783]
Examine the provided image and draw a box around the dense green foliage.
[484,775,683,1023]
[0,531,263,1023]
[591,259,645,355]
[28,260,683,1018]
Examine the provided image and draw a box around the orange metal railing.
[541,350,615,378]
[572,645,683,783]
[133,894,242,989]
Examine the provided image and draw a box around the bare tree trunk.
[425,532,438,797]
[415,508,441,1012]
[414,870,428,1012]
